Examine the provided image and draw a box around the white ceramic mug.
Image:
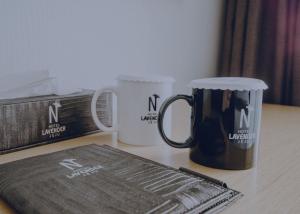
[91,74,174,145]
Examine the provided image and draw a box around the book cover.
[0,145,242,214]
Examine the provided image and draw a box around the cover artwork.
[0,145,241,214]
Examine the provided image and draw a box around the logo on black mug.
[228,105,256,144]
[240,105,254,128]
[141,94,160,124]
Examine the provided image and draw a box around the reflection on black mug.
[158,78,268,170]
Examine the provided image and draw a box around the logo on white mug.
[148,94,160,112]
[141,94,160,124]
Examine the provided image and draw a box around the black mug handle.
[158,94,194,148]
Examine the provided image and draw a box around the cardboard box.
[0,90,111,154]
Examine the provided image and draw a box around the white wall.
[0,0,222,93]
[0,0,223,140]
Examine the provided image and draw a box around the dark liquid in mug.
[190,89,262,170]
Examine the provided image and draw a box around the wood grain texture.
[0,145,241,214]
[0,104,299,213]
[0,90,112,153]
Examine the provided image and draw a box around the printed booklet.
[0,145,242,214]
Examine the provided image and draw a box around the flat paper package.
[0,90,112,154]
[0,144,242,214]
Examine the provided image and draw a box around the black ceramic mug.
[158,78,267,170]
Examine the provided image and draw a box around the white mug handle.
[91,87,117,132]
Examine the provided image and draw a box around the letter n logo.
[240,105,253,128]
[49,101,61,124]
[148,94,160,112]
[59,159,82,170]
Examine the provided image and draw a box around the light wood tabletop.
[0,104,299,214]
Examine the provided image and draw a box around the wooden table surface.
[0,104,299,214]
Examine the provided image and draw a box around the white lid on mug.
[117,74,175,83]
[188,77,268,91]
